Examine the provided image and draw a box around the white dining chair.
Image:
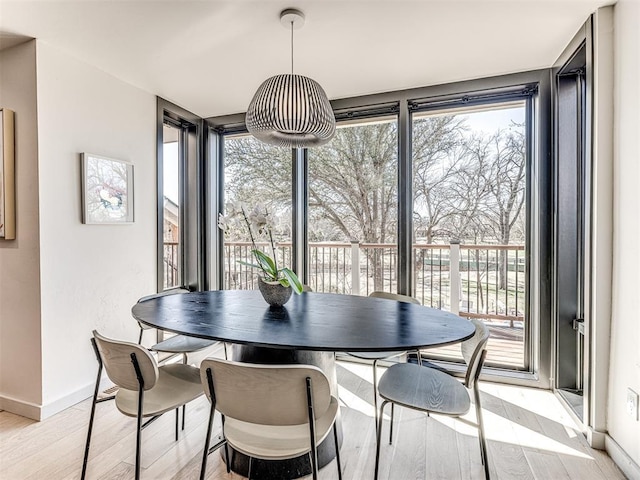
[199,358,342,480]
[136,288,225,363]
[374,319,491,479]
[136,288,226,432]
[82,331,203,480]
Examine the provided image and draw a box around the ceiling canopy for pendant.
[245,9,336,149]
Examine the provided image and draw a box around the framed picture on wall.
[0,108,16,240]
[81,153,134,224]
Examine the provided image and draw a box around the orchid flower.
[217,202,302,294]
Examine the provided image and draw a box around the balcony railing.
[163,241,180,289]
[218,241,525,323]
[164,240,526,367]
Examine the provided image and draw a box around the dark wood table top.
[131,290,475,352]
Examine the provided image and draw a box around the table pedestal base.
[226,345,343,479]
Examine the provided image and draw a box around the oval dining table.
[132,289,475,480]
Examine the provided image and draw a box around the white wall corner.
[39,381,98,420]
[589,4,615,436]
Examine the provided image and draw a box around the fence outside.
[217,241,525,324]
[163,242,180,289]
[163,240,526,368]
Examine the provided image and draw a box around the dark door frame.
[551,9,614,449]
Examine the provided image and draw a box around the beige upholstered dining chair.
[347,291,421,433]
[136,288,224,364]
[199,358,342,480]
[136,288,225,432]
[81,331,203,480]
[374,319,491,479]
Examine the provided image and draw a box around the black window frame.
[160,68,552,386]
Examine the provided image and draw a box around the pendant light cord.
[290,21,294,74]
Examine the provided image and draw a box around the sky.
[163,142,179,205]
[461,104,525,135]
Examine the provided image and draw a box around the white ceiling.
[0,0,614,118]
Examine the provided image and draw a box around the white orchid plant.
[218,203,303,294]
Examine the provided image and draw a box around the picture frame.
[0,108,15,240]
[81,153,134,224]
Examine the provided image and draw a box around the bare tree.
[483,125,526,290]
[308,122,398,290]
[454,125,526,290]
[412,115,466,242]
[224,137,293,240]
[482,126,527,246]
[309,122,397,243]
[221,115,525,295]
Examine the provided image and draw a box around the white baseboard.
[0,376,109,421]
[587,427,606,449]
[40,382,97,420]
[0,394,41,420]
[606,434,640,480]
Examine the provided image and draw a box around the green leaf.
[237,260,262,270]
[252,250,278,277]
[281,267,303,294]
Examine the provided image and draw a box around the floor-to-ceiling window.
[197,70,551,381]
[307,117,398,294]
[161,123,183,289]
[157,99,204,292]
[221,134,293,290]
[411,101,529,370]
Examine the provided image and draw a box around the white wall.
[0,40,158,419]
[34,41,158,416]
[0,40,43,417]
[607,0,640,473]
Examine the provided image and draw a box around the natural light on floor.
[337,360,593,460]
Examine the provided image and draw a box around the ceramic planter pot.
[258,277,293,307]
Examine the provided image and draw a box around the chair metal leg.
[308,453,314,479]
[130,353,146,480]
[199,391,217,480]
[389,403,395,444]
[374,400,388,480]
[333,422,343,480]
[138,327,144,345]
[248,456,253,480]
[373,359,379,434]
[135,388,144,480]
[81,344,103,480]
[305,377,319,480]
[180,354,187,431]
[175,408,179,441]
[222,415,230,473]
[474,384,490,479]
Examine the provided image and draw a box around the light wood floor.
[0,361,624,480]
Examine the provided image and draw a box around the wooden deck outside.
[425,322,525,369]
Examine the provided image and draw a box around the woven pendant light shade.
[246,73,335,148]
[245,9,336,148]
